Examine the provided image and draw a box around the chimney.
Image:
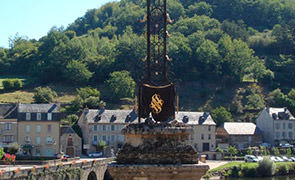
[84,105,89,115]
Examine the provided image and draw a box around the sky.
[0,0,114,48]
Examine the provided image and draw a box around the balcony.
[46,140,55,145]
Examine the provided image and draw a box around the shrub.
[8,142,20,155]
[241,166,257,177]
[33,86,57,103]
[257,157,276,177]
[276,164,289,176]
[2,79,23,90]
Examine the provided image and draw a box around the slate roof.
[61,126,76,135]
[18,103,60,113]
[175,111,216,125]
[0,104,17,119]
[223,122,262,135]
[84,109,216,125]
[267,107,295,120]
[85,109,138,124]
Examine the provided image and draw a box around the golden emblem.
[150,94,164,114]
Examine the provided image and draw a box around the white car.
[280,143,294,148]
[282,156,292,162]
[270,156,277,162]
[256,156,263,161]
[275,156,284,162]
[88,151,103,158]
[244,155,259,162]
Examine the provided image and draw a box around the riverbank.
[205,161,295,179]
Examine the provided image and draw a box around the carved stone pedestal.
[108,164,209,180]
[108,122,209,180]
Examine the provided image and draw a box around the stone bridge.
[0,158,114,180]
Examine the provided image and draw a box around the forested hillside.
[1,0,295,123]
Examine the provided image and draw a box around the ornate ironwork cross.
[138,0,175,123]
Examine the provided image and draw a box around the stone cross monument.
[108,1,209,179]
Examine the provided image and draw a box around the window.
[24,136,31,143]
[111,125,115,131]
[5,123,11,131]
[283,123,286,129]
[289,123,293,129]
[36,125,41,133]
[25,125,30,133]
[111,135,115,142]
[275,132,280,139]
[67,138,73,146]
[36,149,41,156]
[93,135,98,142]
[26,113,31,120]
[119,135,124,142]
[47,125,51,133]
[208,126,211,131]
[201,134,204,140]
[103,125,106,131]
[282,132,286,138]
[47,113,52,120]
[102,135,106,141]
[289,132,293,139]
[275,123,280,130]
[3,136,13,142]
[93,125,98,131]
[208,134,211,140]
[36,137,41,145]
[37,113,41,120]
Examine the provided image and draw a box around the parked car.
[244,155,259,162]
[290,157,295,162]
[282,156,292,162]
[88,152,103,158]
[275,156,284,162]
[270,156,277,162]
[256,156,263,161]
[280,143,294,148]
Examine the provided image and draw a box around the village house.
[0,104,18,150]
[17,103,61,156]
[256,107,295,146]
[60,125,82,157]
[216,122,263,150]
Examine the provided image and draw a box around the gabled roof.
[175,111,216,125]
[84,109,216,125]
[18,103,59,113]
[267,107,295,120]
[0,104,17,119]
[61,126,76,135]
[85,109,138,124]
[223,122,262,135]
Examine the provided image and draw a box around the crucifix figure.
[138,0,175,123]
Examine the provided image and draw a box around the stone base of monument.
[108,121,209,180]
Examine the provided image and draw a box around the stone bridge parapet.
[0,158,114,180]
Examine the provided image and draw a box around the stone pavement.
[199,160,229,170]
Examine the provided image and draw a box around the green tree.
[65,60,93,84]
[247,147,253,155]
[187,2,213,17]
[257,157,276,177]
[61,114,79,125]
[96,141,107,155]
[211,106,234,127]
[273,147,280,156]
[33,87,57,103]
[266,89,288,107]
[227,146,238,161]
[106,71,135,101]
[287,148,292,157]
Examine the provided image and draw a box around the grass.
[0,90,34,103]
[209,162,257,173]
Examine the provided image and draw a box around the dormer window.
[26,113,31,120]
[37,113,41,120]
[111,115,117,122]
[47,113,52,121]
[182,116,189,123]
